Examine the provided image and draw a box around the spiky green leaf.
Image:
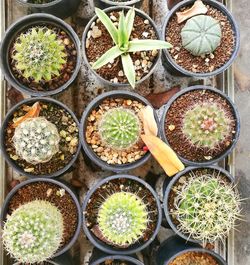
[128,40,172,52]
[118,11,129,51]
[125,7,135,40]
[121,54,136,88]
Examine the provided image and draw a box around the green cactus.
[172,172,241,243]
[13,117,60,164]
[2,200,64,263]
[98,192,148,246]
[182,103,232,149]
[181,15,222,56]
[12,26,66,82]
[98,107,141,150]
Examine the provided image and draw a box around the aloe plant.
[92,7,172,88]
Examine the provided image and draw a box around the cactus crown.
[98,192,148,246]
[98,107,141,150]
[182,102,232,149]
[173,172,241,243]
[3,200,64,263]
[13,117,60,164]
[181,15,222,56]
[12,26,66,82]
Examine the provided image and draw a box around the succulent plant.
[181,15,222,56]
[182,102,232,149]
[12,26,66,82]
[2,200,64,263]
[92,7,172,88]
[172,172,242,243]
[98,192,148,246]
[98,107,141,150]
[13,117,60,164]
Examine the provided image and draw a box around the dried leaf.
[139,105,158,136]
[141,134,185,177]
[176,0,208,24]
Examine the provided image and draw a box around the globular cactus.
[98,108,141,150]
[98,192,148,246]
[2,200,64,263]
[173,173,241,243]
[13,117,60,164]
[181,15,222,56]
[182,103,232,149]
[12,26,66,82]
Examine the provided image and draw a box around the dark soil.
[86,11,158,83]
[165,4,235,73]
[7,181,78,248]
[165,89,236,162]
[9,24,77,92]
[5,101,79,175]
[85,178,158,248]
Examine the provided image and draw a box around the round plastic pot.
[94,0,142,9]
[163,165,234,244]
[0,97,81,178]
[161,0,240,77]
[82,6,162,88]
[89,248,143,265]
[16,0,81,19]
[1,178,83,259]
[155,235,227,265]
[160,85,240,167]
[82,174,162,255]
[0,13,81,97]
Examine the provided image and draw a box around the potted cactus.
[161,0,240,77]
[82,6,172,88]
[0,13,81,96]
[1,178,82,263]
[80,90,158,172]
[163,166,242,244]
[0,97,80,178]
[82,174,162,254]
[160,86,240,165]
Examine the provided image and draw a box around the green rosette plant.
[92,7,172,88]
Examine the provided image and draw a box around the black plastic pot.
[1,178,82,259]
[82,174,162,255]
[94,0,142,9]
[0,13,81,97]
[0,97,81,178]
[80,90,159,173]
[82,6,162,88]
[155,235,227,265]
[163,165,234,244]
[160,85,240,167]
[161,0,240,77]
[16,0,81,19]
[90,248,144,265]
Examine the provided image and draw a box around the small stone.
[135,59,140,66]
[144,19,149,24]
[24,168,34,172]
[110,15,117,21]
[63,38,70,45]
[92,26,102,39]
[70,138,78,146]
[86,39,90,49]
[113,77,118,83]
[168,125,175,131]
[175,47,180,51]
[210,53,215,59]
[152,50,158,57]
[118,70,124,77]
[142,32,149,38]
[46,188,53,197]
[87,30,92,39]
[91,22,96,28]
[204,156,212,160]
[126,99,132,106]
[66,136,72,142]
[60,154,65,161]
[205,58,210,63]
[57,189,66,197]
[174,54,178,60]
[10,154,18,160]
[141,59,148,68]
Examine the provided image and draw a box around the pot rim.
[16,0,61,8]
[99,0,141,6]
[90,254,143,265]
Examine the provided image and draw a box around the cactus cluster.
[172,172,241,242]
[2,200,64,263]
[12,26,66,82]
[97,192,148,246]
[13,117,60,164]
[182,103,232,149]
[181,15,222,56]
[98,107,141,150]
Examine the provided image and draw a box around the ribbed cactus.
[12,26,66,82]
[98,192,148,246]
[2,200,64,263]
[13,117,60,164]
[98,108,141,150]
[181,15,222,56]
[182,103,232,149]
[173,173,241,242]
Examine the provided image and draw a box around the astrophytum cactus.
[12,26,66,82]
[2,200,64,263]
[181,15,222,56]
[98,107,141,150]
[98,192,148,246]
[13,117,60,164]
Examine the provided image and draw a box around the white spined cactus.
[13,117,60,164]
[3,200,64,263]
